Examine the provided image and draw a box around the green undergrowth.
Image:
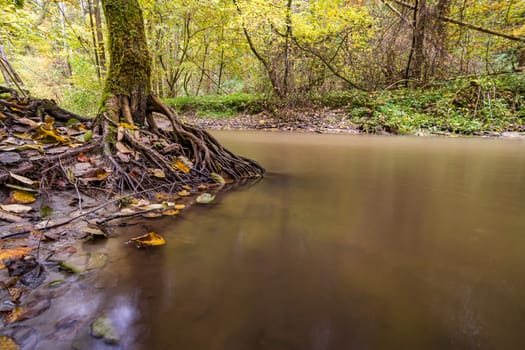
[162,74,524,135]
[324,73,525,135]
[165,93,266,118]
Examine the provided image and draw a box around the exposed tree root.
[0,87,264,203]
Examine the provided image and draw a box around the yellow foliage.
[128,232,166,247]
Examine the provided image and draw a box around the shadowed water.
[19,132,525,349]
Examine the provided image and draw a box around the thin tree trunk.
[0,36,25,94]
[282,0,293,96]
[57,2,72,78]
[87,0,102,82]
[94,0,106,71]
[392,0,525,43]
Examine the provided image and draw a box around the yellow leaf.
[174,204,186,210]
[127,232,166,247]
[154,193,169,201]
[0,247,33,269]
[5,307,24,324]
[97,169,109,180]
[142,212,163,218]
[0,336,19,350]
[162,209,180,216]
[118,122,138,130]
[172,159,190,173]
[13,132,33,140]
[178,190,190,197]
[33,125,69,143]
[182,185,191,190]
[6,190,36,204]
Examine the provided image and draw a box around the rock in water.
[91,316,120,344]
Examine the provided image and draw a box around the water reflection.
[113,133,525,350]
[15,133,525,349]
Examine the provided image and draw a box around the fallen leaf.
[5,183,38,193]
[177,190,190,197]
[196,193,215,204]
[4,307,24,324]
[0,204,33,214]
[0,209,23,223]
[115,142,132,154]
[77,153,89,162]
[127,232,166,247]
[134,203,165,210]
[33,125,69,143]
[154,193,169,201]
[174,204,186,210]
[82,226,108,239]
[141,212,162,218]
[5,190,36,204]
[91,316,120,344]
[151,169,166,178]
[210,172,226,185]
[16,143,44,153]
[116,152,130,163]
[75,130,93,142]
[172,156,193,173]
[0,247,33,269]
[40,205,53,217]
[162,209,180,216]
[0,335,19,349]
[9,172,35,185]
[182,185,191,190]
[8,287,23,302]
[81,168,111,182]
[66,118,81,127]
[118,122,138,130]
[13,132,32,140]
[0,152,21,165]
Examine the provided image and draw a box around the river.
[14,132,525,349]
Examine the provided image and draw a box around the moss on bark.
[101,0,151,125]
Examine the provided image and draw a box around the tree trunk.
[101,0,151,126]
[93,0,106,71]
[94,0,264,190]
[0,35,24,92]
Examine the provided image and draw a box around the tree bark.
[93,0,107,71]
[101,0,151,125]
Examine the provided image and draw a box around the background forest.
[1,0,524,130]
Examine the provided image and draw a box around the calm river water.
[22,132,525,349]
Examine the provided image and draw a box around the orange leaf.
[77,153,89,162]
[0,247,33,269]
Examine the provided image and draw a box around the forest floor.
[178,107,525,139]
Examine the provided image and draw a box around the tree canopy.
[0,0,524,112]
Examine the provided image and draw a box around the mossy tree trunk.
[95,0,263,192]
[101,0,151,126]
